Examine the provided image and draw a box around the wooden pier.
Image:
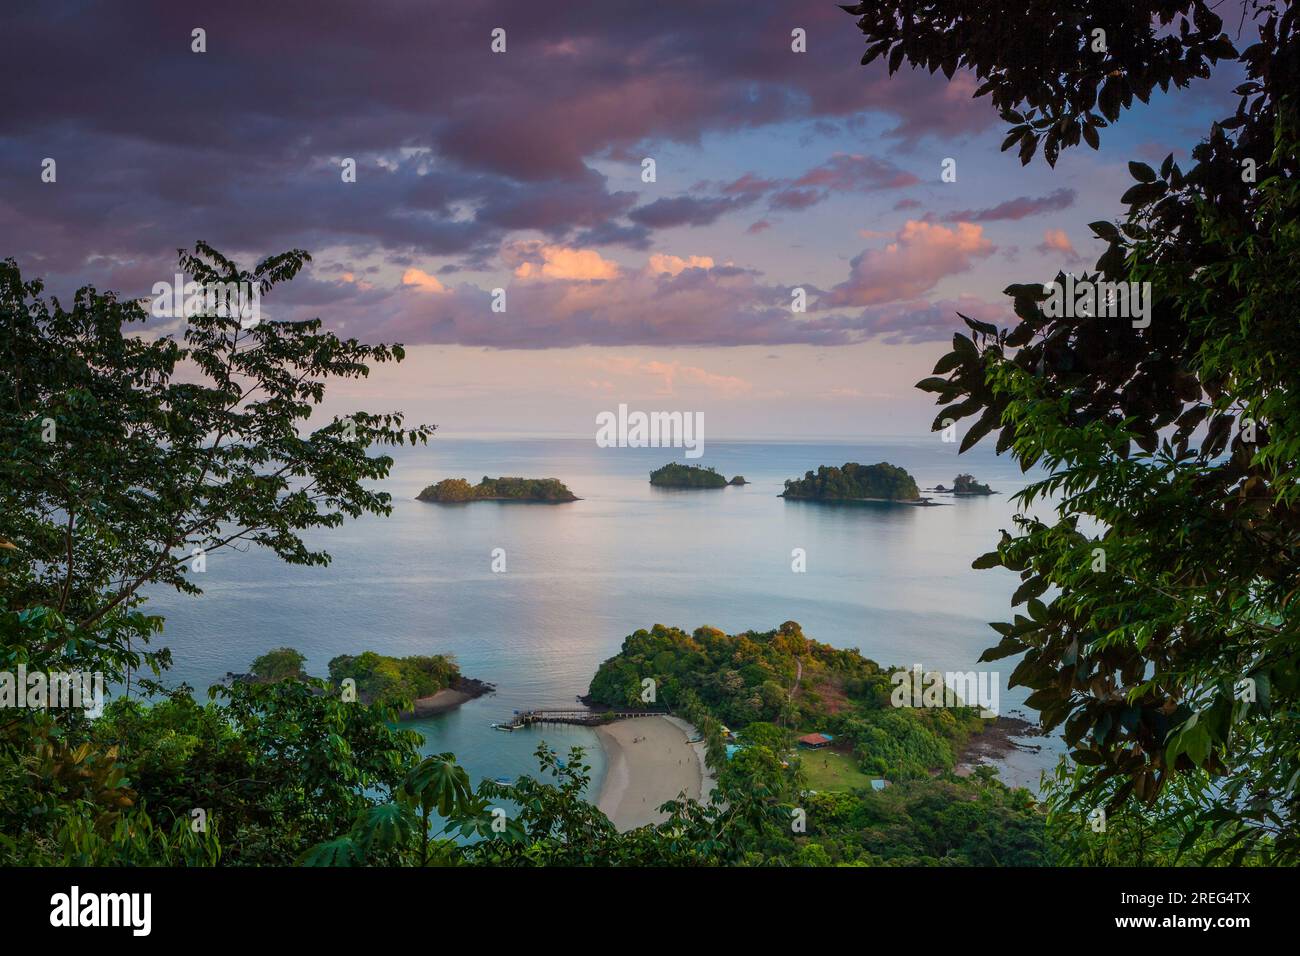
[495,707,668,730]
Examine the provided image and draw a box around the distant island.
[328,651,494,716]
[233,647,494,718]
[649,462,746,488]
[933,474,997,496]
[416,476,578,503]
[951,474,996,495]
[780,462,924,502]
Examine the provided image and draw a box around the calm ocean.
[142,436,1061,796]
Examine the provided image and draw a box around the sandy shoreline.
[407,687,474,717]
[594,715,711,831]
[404,677,495,718]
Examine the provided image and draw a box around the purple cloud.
[0,0,998,285]
[627,196,754,229]
[790,153,920,192]
[941,188,1076,223]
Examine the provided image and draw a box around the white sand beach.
[594,715,713,831]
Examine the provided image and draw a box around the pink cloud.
[720,173,780,198]
[1035,228,1079,260]
[820,220,996,308]
[401,268,447,293]
[504,241,620,280]
[355,251,878,349]
[648,253,715,276]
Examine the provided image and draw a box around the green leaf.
[951,333,978,359]
[1120,181,1166,206]
[960,312,998,336]
[916,376,956,394]
[979,635,1026,662]
[300,837,363,867]
[959,405,999,453]
[1011,575,1049,605]
[932,351,963,374]
[1128,161,1157,182]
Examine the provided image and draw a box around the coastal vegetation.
[0,243,800,868]
[866,0,1299,862]
[4,217,1283,865]
[1,243,432,865]
[587,621,1049,864]
[780,462,921,501]
[327,651,461,707]
[649,462,737,488]
[588,621,983,780]
[416,476,577,503]
[249,647,309,682]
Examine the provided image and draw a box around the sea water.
[142,436,1062,798]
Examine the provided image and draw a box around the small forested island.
[587,621,1046,865]
[328,651,492,714]
[327,651,460,705]
[237,647,493,717]
[416,476,578,503]
[951,474,995,495]
[780,461,923,502]
[649,462,745,488]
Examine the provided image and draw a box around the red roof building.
[797,732,833,749]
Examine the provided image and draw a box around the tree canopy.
[649,462,730,488]
[867,0,1300,861]
[1,243,432,863]
[781,462,922,500]
[416,476,577,502]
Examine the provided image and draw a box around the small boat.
[492,722,518,731]
[492,776,512,786]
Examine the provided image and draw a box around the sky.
[0,1,1245,439]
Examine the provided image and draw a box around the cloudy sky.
[1,1,1241,438]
